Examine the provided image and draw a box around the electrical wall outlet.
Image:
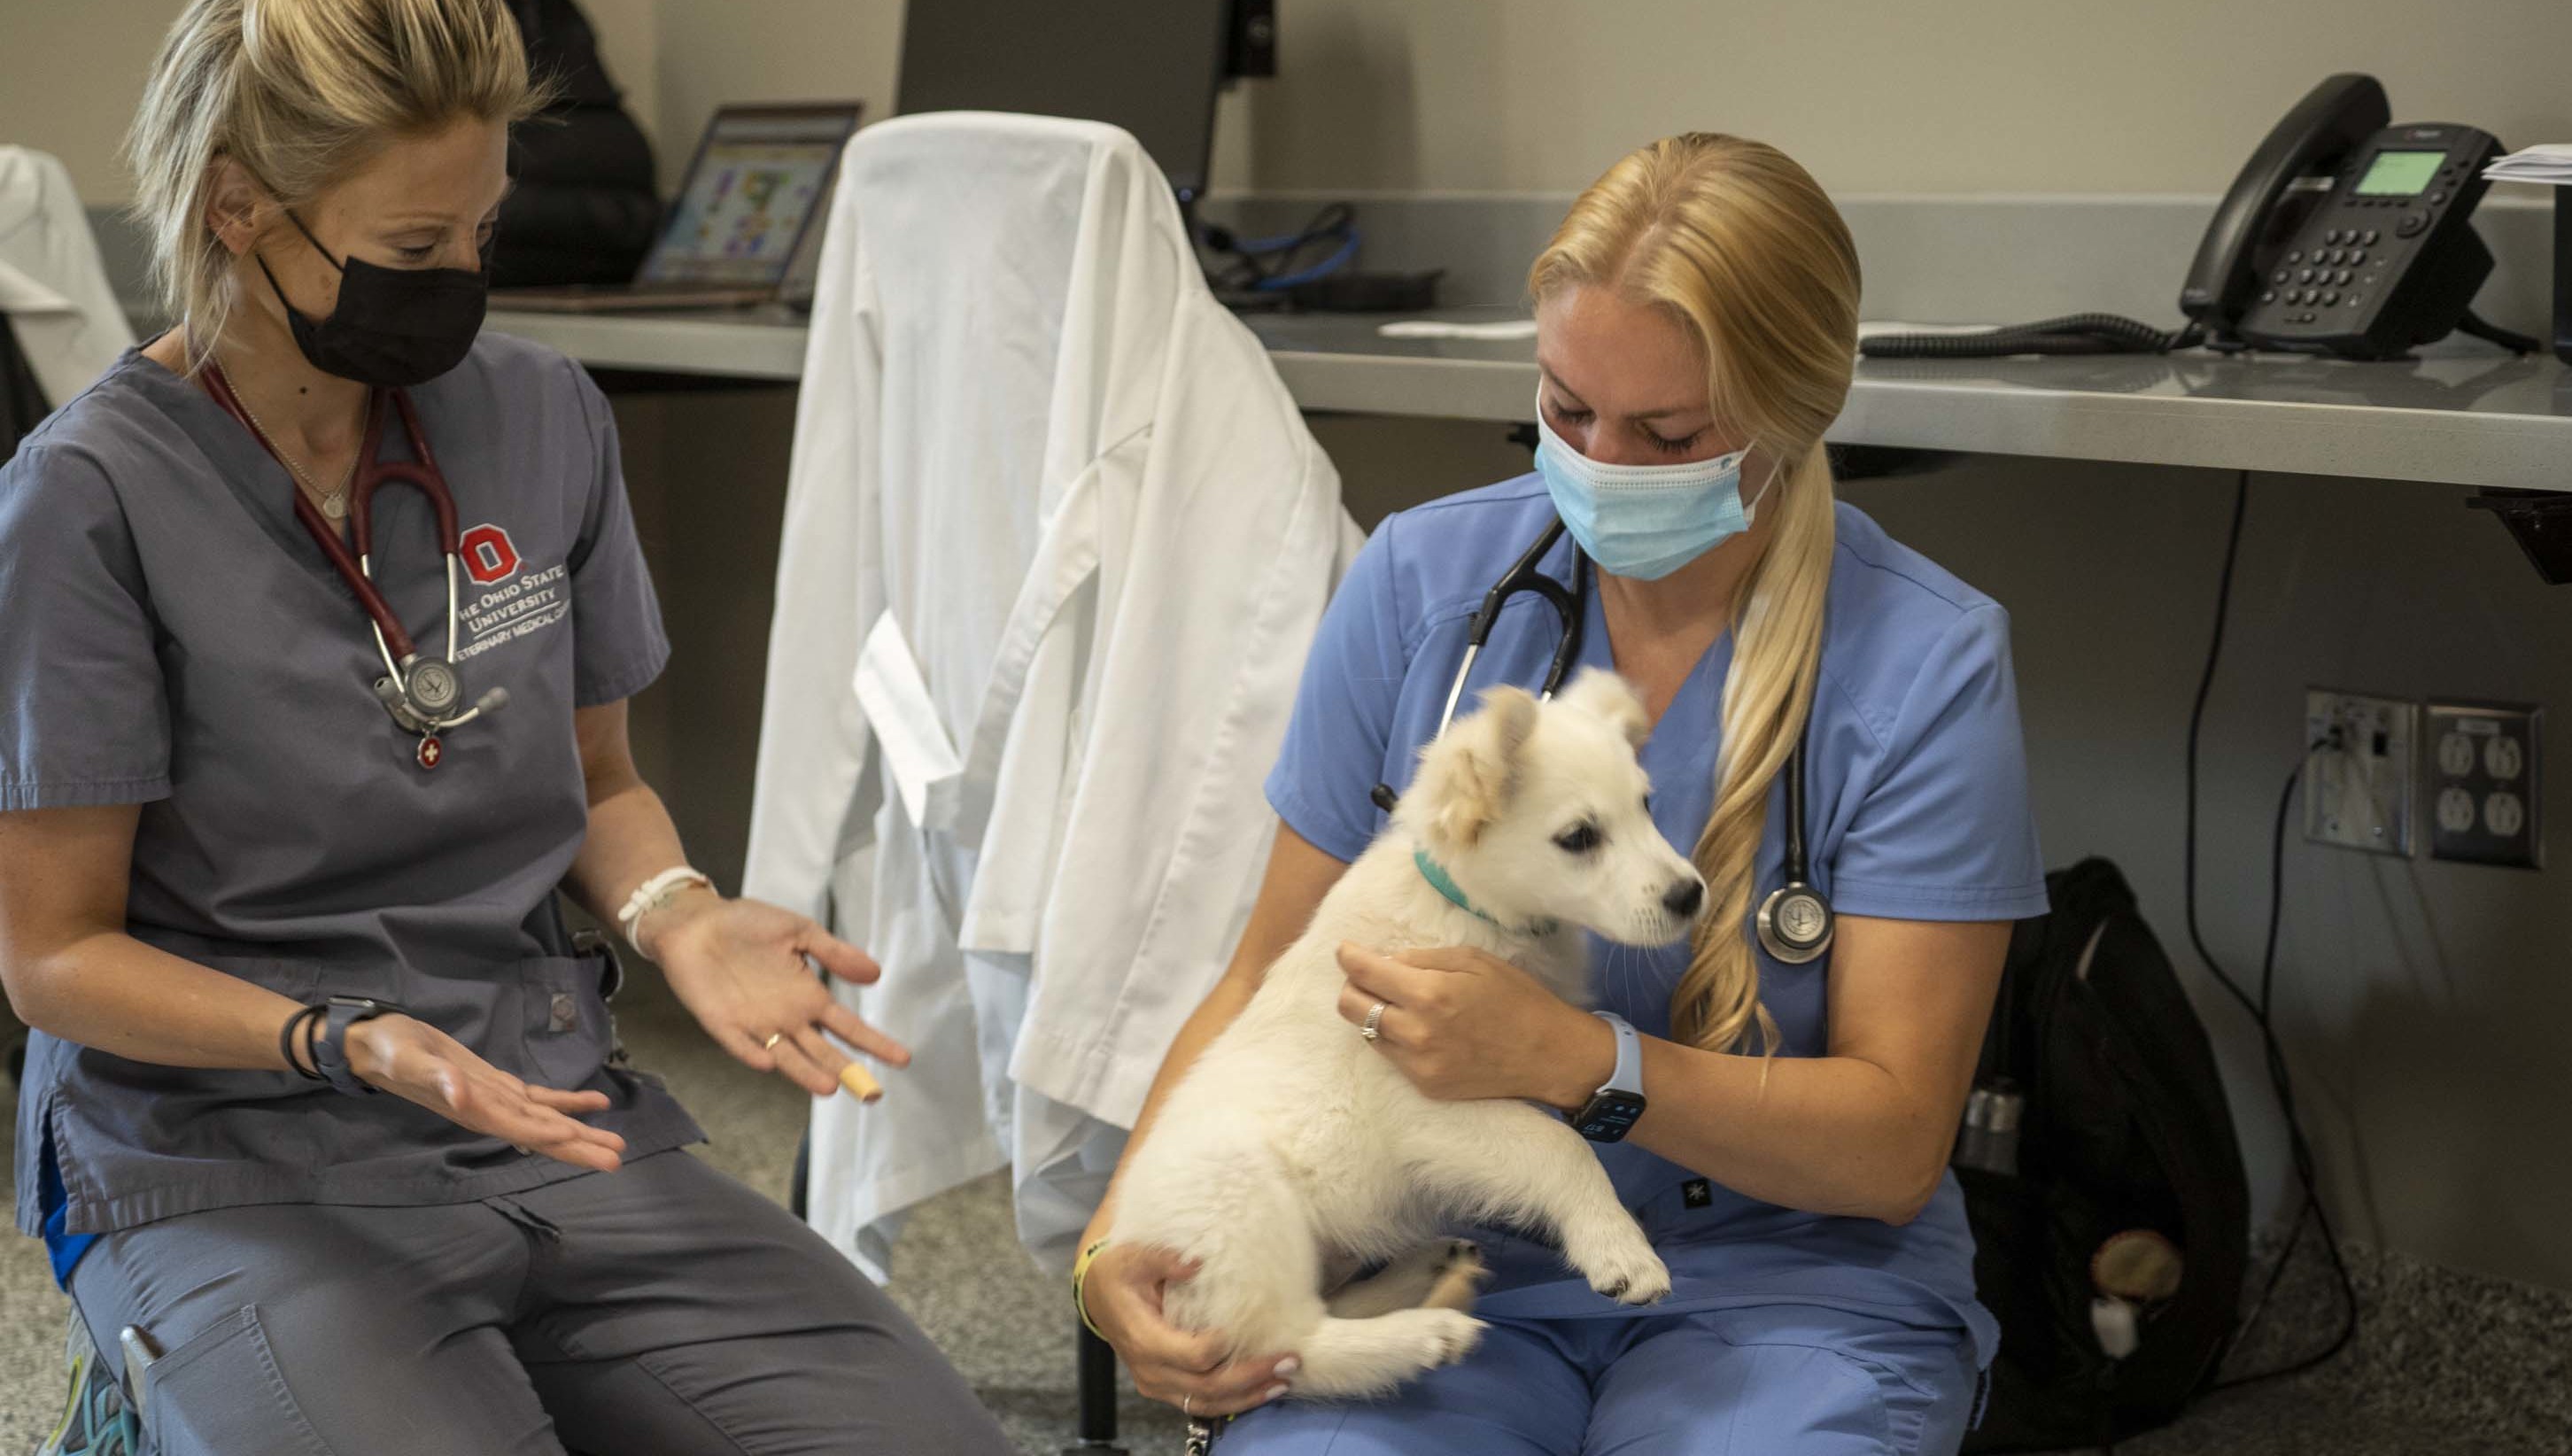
[2304,690,2416,856]
[2426,701,2544,869]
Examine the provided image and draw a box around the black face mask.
[256,211,487,387]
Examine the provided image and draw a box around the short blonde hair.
[126,0,540,371]
[1530,135,1862,1056]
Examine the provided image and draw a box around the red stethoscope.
[203,365,507,769]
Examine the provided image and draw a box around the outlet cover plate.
[2304,689,2416,856]
[2425,701,2543,869]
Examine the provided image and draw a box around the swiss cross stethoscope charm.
[416,735,444,770]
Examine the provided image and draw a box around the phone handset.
[2177,74,2390,344]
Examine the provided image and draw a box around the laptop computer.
[494,101,861,313]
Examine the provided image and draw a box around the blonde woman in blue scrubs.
[1076,135,2048,1455]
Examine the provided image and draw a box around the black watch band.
[311,996,403,1096]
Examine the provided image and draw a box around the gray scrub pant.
[66,1149,1015,1455]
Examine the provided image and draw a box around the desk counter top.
[484,306,2572,491]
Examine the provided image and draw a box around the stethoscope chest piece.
[406,656,462,717]
[1756,730,1834,964]
[1755,880,1834,964]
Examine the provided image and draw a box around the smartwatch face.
[1576,1091,1646,1142]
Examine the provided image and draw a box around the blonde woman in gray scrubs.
[0,3,1011,1451]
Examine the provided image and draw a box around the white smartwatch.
[1572,1011,1647,1142]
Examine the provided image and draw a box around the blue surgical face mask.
[1533,407,1770,580]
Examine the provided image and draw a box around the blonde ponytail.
[1528,135,1862,1054]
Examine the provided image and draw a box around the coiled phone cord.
[1861,314,2205,358]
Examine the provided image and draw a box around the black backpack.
[495,0,662,288]
[1959,858,2250,1452]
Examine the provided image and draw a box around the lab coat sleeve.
[740,183,886,924]
[1005,298,1350,1127]
[562,360,670,708]
[0,445,172,809]
[1827,604,2050,922]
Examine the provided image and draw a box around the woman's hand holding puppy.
[1335,942,1619,1110]
[1081,1243,1300,1417]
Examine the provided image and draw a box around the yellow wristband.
[1072,1238,1112,1339]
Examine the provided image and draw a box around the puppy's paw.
[1423,1240,1489,1312]
[1569,1233,1670,1305]
[1417,1307,1486,1366]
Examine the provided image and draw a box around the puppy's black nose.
[1663,879,1705,919]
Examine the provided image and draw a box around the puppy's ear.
[1556,668,1650,750]
[1411,686,1538,849]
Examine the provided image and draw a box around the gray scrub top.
[3,336,705,1238]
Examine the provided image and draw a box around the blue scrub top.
[1264,476,2048,1367]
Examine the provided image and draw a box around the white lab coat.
[741,113,1360,1278]
[0,147,132,407]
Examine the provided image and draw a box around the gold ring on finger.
[763,1032,785,1050]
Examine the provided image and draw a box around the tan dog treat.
[838,1064,883,1103]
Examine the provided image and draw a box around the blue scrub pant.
[1216,1304,1979,1456]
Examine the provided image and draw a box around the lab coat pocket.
[853,610,965,833]
[143,1304,338,1455]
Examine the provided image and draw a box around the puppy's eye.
[1554,822,1602,854]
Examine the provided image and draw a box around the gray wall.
[1200,0,2572,197]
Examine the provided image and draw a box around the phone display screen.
[2355,150,2444,197]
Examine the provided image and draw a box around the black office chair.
[791,1130,1129,1454]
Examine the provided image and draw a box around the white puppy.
[1110,669,1707,1400]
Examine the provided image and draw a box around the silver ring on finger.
[1181,1393,1194,1417]
[1360,1001,1387,1042]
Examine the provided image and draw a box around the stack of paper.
[2482,144,2572,186]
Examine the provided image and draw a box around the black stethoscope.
[205,367,507,770]
[1370,516,1834,964]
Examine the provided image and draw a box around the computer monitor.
[894,0,1234,205]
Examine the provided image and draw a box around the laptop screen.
[639,105,861,286]
[895,0,1231,202]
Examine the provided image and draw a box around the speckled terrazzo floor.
[4,972,2564,1454]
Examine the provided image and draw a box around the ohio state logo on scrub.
[461,523,523,585]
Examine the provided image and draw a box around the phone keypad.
[2252,151,2462,335]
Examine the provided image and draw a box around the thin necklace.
[221,364,361,522]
